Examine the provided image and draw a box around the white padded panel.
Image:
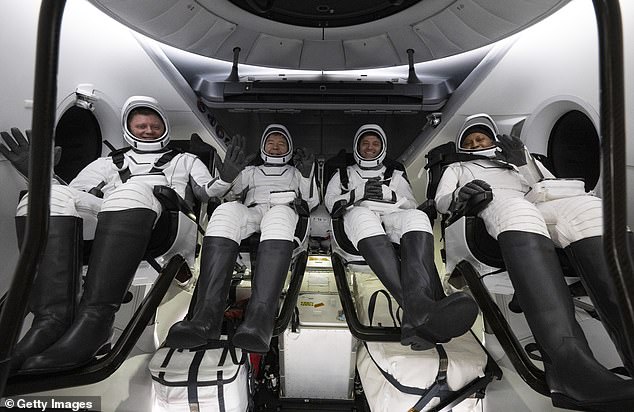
[246,34,303,68]
[161,8,223,49]
[213,27,260,63]
[385,26,435,65]
[88,0,571,70]
[187,19,237,56]
[300,40,346,69]
[141,1,204,38]
[93,0,178,25]
[343,34,400,69]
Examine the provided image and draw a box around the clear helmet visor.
[121,96,170,151]
[456,114,498,157]
[353,124,387,168]
[260,124,293,164]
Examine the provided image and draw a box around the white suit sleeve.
[384,171,417,209]
[434,164,461,214]
[69,157,112,192]
[297,169,319,210]
[187,156,232,201]
[324,170,364,213]
[535,158,556,179]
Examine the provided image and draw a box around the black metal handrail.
[273,250,308,336]
[4,255,185,396]
[592,0,634,368]
[0,0,66,396]
[456,260,549,396]
[331,253,401,342]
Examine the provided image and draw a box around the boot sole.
[413,295,478,342]
[164,330,209,349]
[232,332,269,353]
[551,392,634,412]
[18,342,111,374]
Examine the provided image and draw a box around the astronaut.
[165,124,319,353]
[435,114,634,410]
[324,124,478,350]
[0,96,225,372]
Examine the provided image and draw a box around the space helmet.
[456,114,498,157]
[260,124,293,165]
[353,124,387,168]
[121,96,170,152]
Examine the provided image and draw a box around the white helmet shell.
[261,124,293,165]
[456,114,498,157]
[353,124,387,168]
[121,96,170,152]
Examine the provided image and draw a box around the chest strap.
[111,147,181,183]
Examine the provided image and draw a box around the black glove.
[0,128,31,177]
[293,147,315,178]
[451,179,492,214]
[363,177,383,200]
[495,134,527,167]
[214,134,248,183]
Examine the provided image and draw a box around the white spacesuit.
[166,124,319,353]
[7,96,224,373]
[434,114,634,410]
[324,124,478,350]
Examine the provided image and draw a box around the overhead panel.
[89,0,571,70]
[246,34,304,68]
[187,19,237,56]
[300,40,346,70]
[342,34,400,69]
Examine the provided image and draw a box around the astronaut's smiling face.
[461,132,495,150]
[264,133,289,156]
[357,133,382,160]
[129,113,165,140]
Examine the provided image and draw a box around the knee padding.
[383,209,433,240]
[260,205,298,241]
[17,185,82,217]
[343,206,384,248]
[206,202,249,243]
[100,181,162,216]
[480,197,549,239]
[541,196,603,247]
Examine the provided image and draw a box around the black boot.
[21,208,156,372]
[498,230,634,411]
[400,231,478,348]
[232,239,293,353]
[358,234,477,351]
[11,216,82,371]
[165,236,239,349]
[565,235,634,376]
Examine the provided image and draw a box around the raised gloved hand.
[450,179,492,214]
[214,134,248,183]
[0,128,31,177]
[293,147,315,178]
[363,177,384,200]
[495,134,527,167]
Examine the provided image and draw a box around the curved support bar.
[592,0,634,366]
[4,255,185,396]
[0,0,66,396]
[331,253,401,342]
[273,251,308,336]
[455,260,549,396]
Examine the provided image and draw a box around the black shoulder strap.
[110,147,132,183]
[149,147,182,173]
[424,142,490,200]
[339,166,349,192]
